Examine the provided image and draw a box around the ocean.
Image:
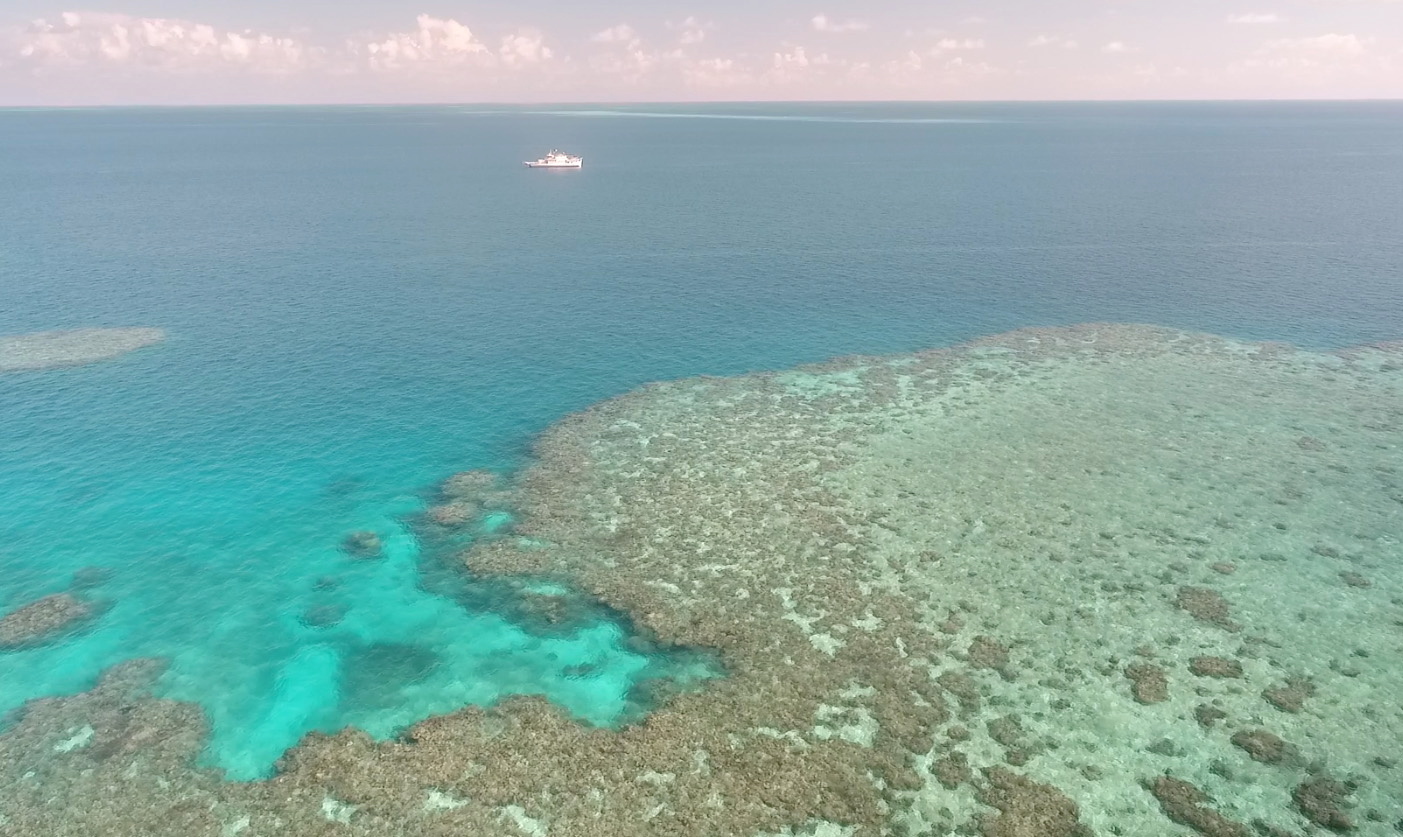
[1,101,1400,805]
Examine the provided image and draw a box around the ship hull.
[524,162,583,169]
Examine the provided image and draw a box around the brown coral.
[1126,663,1169,704]
[1339,571,1371,589]
[938,669,982,716]
[1195,704,1228,728]
[341,530,383,558]
[968,635,1012,674]
[1263,677,1315,714]
[1230,729,1295,764]
[0,593,99,650]
[1145,775,1250,837]
[1293,776,1356,831]
[1175,586,1241,632]
[934,750,972,789]
[426,500,478,527]
[977,767,1089,837]
[439,469,497,498]
[1189,656,1244,678]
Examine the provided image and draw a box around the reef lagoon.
[1,102,1401,835]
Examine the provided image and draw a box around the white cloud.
[1029,34,1079,49]
[1229,31,1389,83]
[774,45,812,68]
[1227,13,1283,23]
[364,14,487,70]
[499,30,551,67]
[14,11,307,72]
[1102,41,1130,53]
[588,25,669,79]
[943,56,998,76]
[668,16,714,46]
[683,55,749,87]
[811,14,869,34]
[591,24,639,46]
[934,38,985,50]
[1265,32,1369,54]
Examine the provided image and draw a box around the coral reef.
[1229,729,1295,764]
[1189,656,1243,678]
[1262,677,1315,714]
[340,531,383,558]
[1195,704,1228,728]
[1125,663,1169,704]
[967,635,1013,676]
[1146,775,1250,837]
[439,470,497,498]
[426,500,477,527]
[1175,587,1241,632]
[1293,776,1356,831]
[3,324,1402,836]
[976,767,1090,837]
[0,327,165,373]
[934,750,972,789]
[1339,572,1372,589]
[70,567,115,590]
[299,603,347,629]
[0,593,101,650]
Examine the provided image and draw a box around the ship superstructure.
[524,150,583,168]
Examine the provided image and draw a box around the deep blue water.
[1,101,1401,778]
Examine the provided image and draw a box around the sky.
[0,1,1399,104]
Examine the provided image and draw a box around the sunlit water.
[1,101,1400,779]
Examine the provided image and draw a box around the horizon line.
[3,96,1402,110]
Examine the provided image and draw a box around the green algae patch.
[3,324,1401,836]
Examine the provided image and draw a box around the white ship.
[524,149,583,169]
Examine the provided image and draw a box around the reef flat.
[0,328,165,373]
[1,324,1400,836]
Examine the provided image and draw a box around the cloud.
[668,16,714,46]
[591,24,639,45]
[934,38,985,51]
[1264,33,1369,54]
[774,45,812,69]
[363,14,487,70]
[588,24,668,79]
[499,29,551,67]
[1029,34,1079,49]
[14,11,307,72]
[683,55,749,87]
[1229,31,1389,83]
[811,14,868,34]
[1227,13,1283,23]
[1101,41,1130,53]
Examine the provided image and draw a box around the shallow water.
[1,101,1401,781]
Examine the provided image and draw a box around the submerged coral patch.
[0,594,103,650]
[0,327,165,373]
[2,324,1401,835]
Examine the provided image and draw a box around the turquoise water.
[1,101,1401,779]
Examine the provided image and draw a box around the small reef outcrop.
[1262,677,1315,714]
[1293,776,1357,831]
[1125,662,1169,704]
[422,470,507,529]
[341,531,383,558]
[1146,775,1251,837]
[1230,729,1296,764]
[1174,586,1241,632]
[0,327,165,373]
[976,767,1091,837]
[0,593,103,651]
